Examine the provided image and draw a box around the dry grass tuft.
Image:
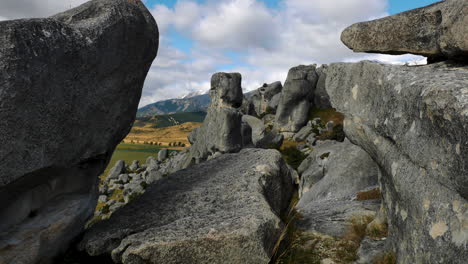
[273,214,376,264]
[309,107,344,126]
[366,219,388,240]
[373,251,397,264]
[356,188,381,201]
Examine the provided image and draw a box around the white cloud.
[0,0,425,107]
[142,0,427,107]
[0,0,88,19]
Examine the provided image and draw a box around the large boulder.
[182,73,244,167]
[249,81,283,116]
[274,65,318,133]
[0,0,158,263]
[341,0,468,61]
[325,61,468,263]
[79,149,295,264]
[296,140,380,237]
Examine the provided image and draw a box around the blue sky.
[139,0,440,106]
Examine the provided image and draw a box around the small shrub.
[366,220,388,239]
[127,192,140,203]
[101,204,110,214]
[280,146,307,170]
[356,188,381,201]
[140,181,148,189]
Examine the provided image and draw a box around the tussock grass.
[356,188,381,201]
[309,107,344,126]
[280,145,308,170]
[373,251,397,264]
[272,212,376,264]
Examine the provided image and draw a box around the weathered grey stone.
[305,133,317,146]
[98,195,108,203]
[297,140,379,201]
[108,160,126,180]
[356,237,390,264]
[145,156,159,171]
[268,93,282,113]
[79,149,294,264]
[293,126,313,142]
[275,65,318,133]
[314,65,332,109]
[187,127,199,145]
[242,115,284,149]
[129,160,140,171]
[341,0,468,61]
[0,1,158,263]
[158,148,169,162]
[249,81,283,116]
[145,171,163,184]
[241,121,254,147]
[118,174,129,184]
[182,73,243,168]
[296,140,380,237]
[325,61,468,263]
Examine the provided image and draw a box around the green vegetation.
[280,145,307,170]
[101,143,167,178]
[133,111,206,129]
[373,251,397,264]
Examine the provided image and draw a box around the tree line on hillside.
[128,140,186,147]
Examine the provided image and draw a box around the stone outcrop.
[341,0,468,61]
[242,115,283,149]
[296,140,380,237]
[249,81,283,116]
[0,0,158,263]
[325,61,468,263]
[275,65,318,134]
[80,149,295,264]
[314,65,332,109]
[182,73,244,168]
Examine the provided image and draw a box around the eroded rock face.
[0,0,158,263]
[325,61,468,263]
[80,149,295,264]
[275,65,318,133]
[314,65,332,109]
[296,140,380,237]
[242,115,284,149]
[249,82,283,116]
[182,73,244,168]
[341,0,468,61]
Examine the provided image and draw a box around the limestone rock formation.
[242,115,284,149]
[325,61,468,263]
[182,73,244,167]
[275,65,318,133]
[341,0,468,61]
[0,0,159,263]
[80,149,295,264]
[249,81,283,116]
[296,140,380,237]
[314,65,332,109]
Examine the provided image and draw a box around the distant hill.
[133,112,207,129]
[137,94,211,117]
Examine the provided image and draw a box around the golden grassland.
[123,121,202,148]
